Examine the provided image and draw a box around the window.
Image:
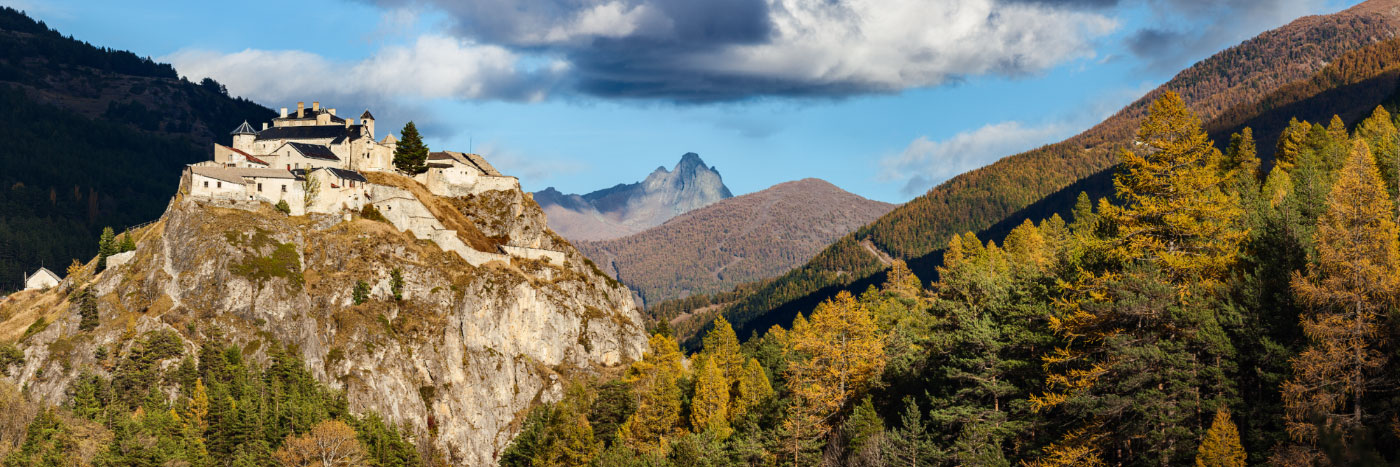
[258,183,263,192]
[281,185,287,193]
[203,181,208,188]
[216,181,222,188]
[286,164,291,170]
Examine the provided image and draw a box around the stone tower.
[360,110,375,140]
[230,121,257,151]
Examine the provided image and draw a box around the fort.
[180,100,564,266]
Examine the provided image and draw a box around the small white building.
[417,151,519,197]
[24,267,59,291]
[305,167,369,213]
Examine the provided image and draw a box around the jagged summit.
[533,152,733,241]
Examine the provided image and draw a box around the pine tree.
[392,121,429,175]
[97,226,116,270]
[883,396,940,466]
[1195,410,1245,467]
[689,355,732,439]
[1283,139,1400,446]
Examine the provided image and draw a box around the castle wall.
[189,173,247,200]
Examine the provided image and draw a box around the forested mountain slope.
[575,178,894,306]
[0,7,272,292]
[661,0,1400,344]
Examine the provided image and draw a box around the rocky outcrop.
[534,152,733,241]
[0,175,648,465]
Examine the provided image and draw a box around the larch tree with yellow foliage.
[1283,139,1400,448]
[731,357,772,422]
[1354,106,1399,199]
[1102,90,1244,287]
[1035,91,1246,465]
[689,355,732,439]
[782,290,885,464]
[619,333,686,455]
[1195,410,1246,467]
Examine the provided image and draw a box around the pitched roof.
[255,125,362,141]
[219,144,270,166]
[426,151,502,176]
[275,109,346,124]
[191,166,295,184]
[230,120,257,135]
[28,267,59,282]
[190,166,251,184]
[286,142,341,161]
[360,110,374,120]
[318,167,368,183]
[460,152,502,176]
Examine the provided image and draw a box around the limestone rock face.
[1,178,648,465]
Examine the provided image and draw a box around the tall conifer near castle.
[393,121,429,175]
[1283,139,1400,447]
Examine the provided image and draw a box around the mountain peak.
[677,152,705,167]
[534,152,733,241]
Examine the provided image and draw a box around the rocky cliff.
[0,173,648,465]
[534,153,733,241]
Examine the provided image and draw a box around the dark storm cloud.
[365,0,1119,102]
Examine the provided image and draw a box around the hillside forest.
[663,4,1400,348]
[0,7,274,291]
[498,92,1400,466]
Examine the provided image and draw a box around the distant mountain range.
[665,0,1400,344]
[575,178,895,306]
[533,153,733,241]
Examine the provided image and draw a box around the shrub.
[275,199,291,214]
[360,204,388,223]
[0,344,23,376]
[389,268,403,301]
[352,280,370,305]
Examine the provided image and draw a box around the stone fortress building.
[181,100,564,266]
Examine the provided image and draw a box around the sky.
[4,0,1364,203]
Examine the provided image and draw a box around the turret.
[230,121,257,151]
[360,110,375,140]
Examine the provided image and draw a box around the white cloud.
[162,34,564,105]
[881,120,1076,197]
[704,0,1119,93]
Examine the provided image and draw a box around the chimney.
[312,101,320,112]
[262,122,268,130]
[280,107,288,118]
[296,102,305,118]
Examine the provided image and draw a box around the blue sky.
[6,0,1362,203]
